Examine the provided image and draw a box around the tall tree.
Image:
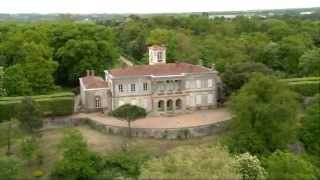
[0,66,6,96]
[299,48,320,76]
[228,74,299,154]
[3,65,32,96]
[299,96,320,158]
[16,97,43,134]
[279,34,313,74]
[222,62,272,95]
[56,39,118,85]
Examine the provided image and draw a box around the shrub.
[51,129,104,179]
[234,152,267,180]
[33,169,44,178]
[103,149,150,178]
[18,136,39,162]
[263,151,318,180]
[0,156,20,180]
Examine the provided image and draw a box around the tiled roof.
[81,76,108,89]
[109,63,212,77]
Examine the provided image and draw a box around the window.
[144,99,148,109]
[157,52,163,62]
[208,79,213,88]
[196,80,201,88]
[196,95,202,105]
[95,96,101,108]
[131,84,136,92]
[143,83,148,91]
[208,94,213,104]
[118,84,123,92]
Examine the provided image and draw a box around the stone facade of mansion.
[79,45,222,115]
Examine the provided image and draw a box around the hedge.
[288,81,320,97]
[281,77,320,83]
[281,77,320,97]
[0,92,74,122]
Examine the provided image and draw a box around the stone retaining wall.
[44,117,229,139]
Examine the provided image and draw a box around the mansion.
[79,45,222,115]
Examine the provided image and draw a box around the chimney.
[211,64,216,70]
[86,70,90,77]
[91,70,95,76]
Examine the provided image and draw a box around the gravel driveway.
[75,108,232,129]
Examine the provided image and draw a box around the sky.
[0,0,319,14]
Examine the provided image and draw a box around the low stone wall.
[84,118,227,139]
[44,116,229,139]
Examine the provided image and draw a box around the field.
[0,123,225,179]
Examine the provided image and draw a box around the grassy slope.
[0,124,226,179]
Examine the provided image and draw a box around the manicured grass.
[0,92,75,122]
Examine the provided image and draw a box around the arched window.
[176,99,182,110]
[167,99,173,111]
[95,96,101,109]
[158,100,164,111]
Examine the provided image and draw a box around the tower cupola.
[148,45,166,65]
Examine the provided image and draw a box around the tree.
[3,65,32,96]
[222,62,272,95]
[278,34,313,74]
[2,43,58,96]
[110,104,146,137]
[6,118,15,156]
[51,129,103,179]
[263,151,318,180]
[0,66,6,96]
[146,28,178,62]
[55,39,118,86]
[16,97,43,134]
[234,152,267,180]
[201,36,249,72]
[140,145,241,179]
[259,42,282,71]
[299,96,320,157]
[0,156,20,180]
[228,74,299,154]
[299,48,320,76]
